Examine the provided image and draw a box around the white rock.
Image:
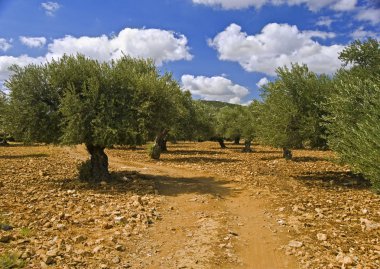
[92,245,103,254]
[317,233,327,241]
[360,218,380,231]
[56,224,66,230]
[114,216,127,223]
[46,249,58,257]
[288,240,303,248]
[336,253,353,265]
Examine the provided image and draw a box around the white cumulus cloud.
[0,55,45,80]
[256,77,269,88]
[316,17,334,28]
[350,26,379,39]
[208,23,344,75]
[19,36,47,48]
[0,38,12,52]
[181,74,249,104]
[41,2,61,16]
[332,0,357,11]
[0,27,192,82]
[192,0,358,11]
[356,7,380,25]
[193,0,268,9]
[46,28,193,65]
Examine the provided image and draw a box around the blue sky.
[0,0,379,103]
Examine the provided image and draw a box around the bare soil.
[1,142,379,269]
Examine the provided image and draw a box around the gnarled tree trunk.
[242,139,253,153]
[0,133,9,146]
[151,129,169,160]
[86,144,110,182]
[282,147,292,160]
[160,139,168,152]
[0,139,8,146]
[217,137,226,149]
[233,136,240,145]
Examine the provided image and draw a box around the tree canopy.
[338,38,380,72]
[255,64,331,158]
[5,54,186,181]
[2,39,380,191]
[326,38,380,191]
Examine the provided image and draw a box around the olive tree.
[5,54,181,181]
[0,90,8,145]
[191,100,217,142]
[326,38,380,190]
[168,92,212,143]
[216,105,257,152]
[240,102,260,152]
[132,72,187,159]
[216,106,245,145]
[5,64,62,143]
[257,64,331,159]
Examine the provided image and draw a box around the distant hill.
[198,100,241,110]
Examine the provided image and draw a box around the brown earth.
[0,141,379,269]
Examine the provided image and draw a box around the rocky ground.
[0,145,161,268]
[1,142,379,269]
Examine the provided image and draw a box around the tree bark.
[282,147,292,160]
[0,139,8,146]
[242,139,253,153]
[233,136,240,145]
[160,139,168,152]
[151,129,169,159]
[86,144,110,182]
[217,137,226,149]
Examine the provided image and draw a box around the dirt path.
[2,143,379,268]
[72,145,300,268]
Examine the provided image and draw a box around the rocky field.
[1,142,379,269]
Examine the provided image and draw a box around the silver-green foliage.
[327,75,380,190]
[326,38,380,190]
[5,64,61,143]
[5,54,183,147]
[216,106,246,140]
[0,91,7,137]
[5,54,186,180]
[256,64,330,149]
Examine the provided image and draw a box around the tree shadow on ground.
[166,150,226,156]
[57,170,233,198]
[292,156,327,162]
[146,173,233,197]
[112,146,145,151]
[168,142,194,148]
[295,171,371,189]
[209,147,230,150]
[0,143,50,148]
[260,156,327,162]
[162,157,236,164]
[255,150,281,154]
[0,153,49,159]
[260,155,283,161]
